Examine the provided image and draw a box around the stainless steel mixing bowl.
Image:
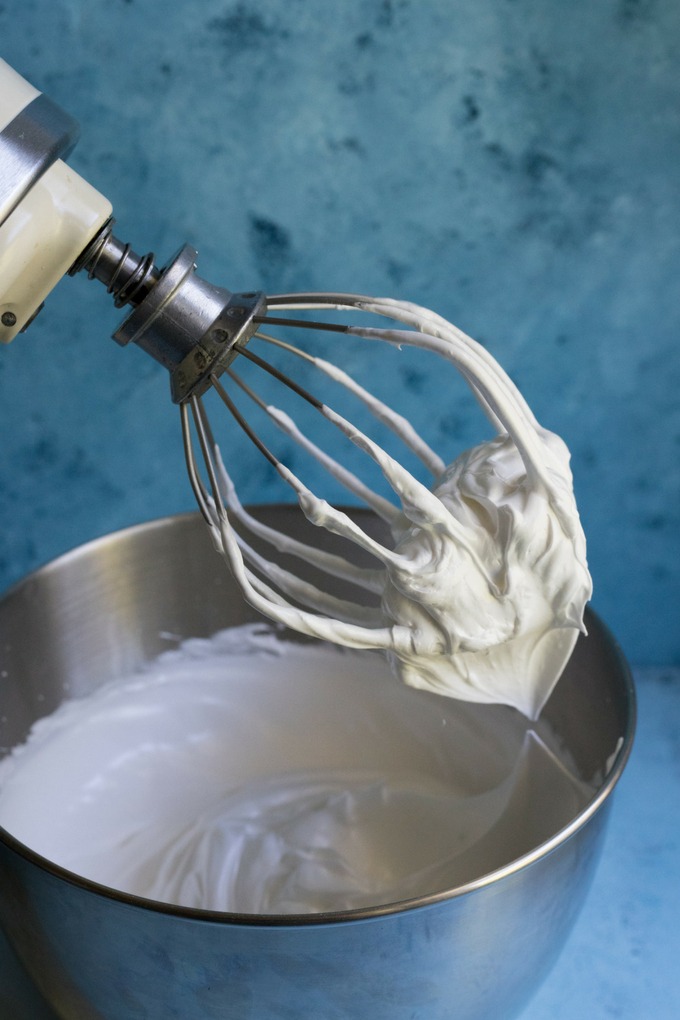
[0,509,635,1020]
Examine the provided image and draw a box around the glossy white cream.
[0,627,591,914]
[207,297,592,719]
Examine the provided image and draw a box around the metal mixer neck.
[0,59,264,394]
[72,219,266,403]
[70,219,161,309]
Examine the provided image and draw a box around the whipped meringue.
[0,626,591,913]
[205,296,592,718]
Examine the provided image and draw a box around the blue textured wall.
[0,0,678,665]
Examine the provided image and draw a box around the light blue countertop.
[522,667,679,1019]
[1,668,678,1019]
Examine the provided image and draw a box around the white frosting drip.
[206,297,592,719]
[0,627,591,914]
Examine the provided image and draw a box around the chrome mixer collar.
[72,227,266,403]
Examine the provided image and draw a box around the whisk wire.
[180,390,416,654]
[181,387,393,618]
[233,530,385,627]
[230,331,466,547]
[185,309,473,581]
[259,295,547,478]
[226,366,402,527]
[211,375,279,470]
[211,446,385,594]
[253,315,351,335]
[254,330,445,478]
[181,399,216,531]
[208,375,406,578]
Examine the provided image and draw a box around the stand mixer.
[0,58,592,718]
[0,57,635,1020]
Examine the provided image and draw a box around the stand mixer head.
[0,58,592,718]
[0,61,264,396]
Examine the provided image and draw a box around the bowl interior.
[0,508,634,912]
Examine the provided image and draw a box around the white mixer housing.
[0,59,111,342]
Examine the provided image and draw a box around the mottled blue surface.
[0,1,678,667]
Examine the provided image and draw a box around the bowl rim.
[0,510,637,927]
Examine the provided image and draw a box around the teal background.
[0,0,678,665]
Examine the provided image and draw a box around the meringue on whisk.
[182,293,592,720]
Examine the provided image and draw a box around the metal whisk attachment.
[64,219,590,713]
[65,219,591,713]
[181,293,440,650]
[177,291,578,664]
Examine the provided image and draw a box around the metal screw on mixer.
[70,218,267,403]
[212,329,232,344]
[70,220,161,309]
